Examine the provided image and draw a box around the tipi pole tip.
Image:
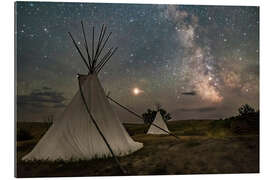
[69,22,117,74]
[92,24,105,67]
[91,26,95,62]
[81,20,92,69]
[68,31,90,71]
[96,50,115,73]
[93,31,113,67]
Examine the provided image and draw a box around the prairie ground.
[16,120,259,177]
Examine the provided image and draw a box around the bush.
[142,105,172,124]
[17,129,33,141]
[142,109,157,124]
[238,104,255,116]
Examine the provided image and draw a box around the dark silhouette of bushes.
[142,104,172,124]
[142,109,157,124]
[231,111,259,134]
[211,104,259,134]
[159,109,172,122]
[238,104,255,116]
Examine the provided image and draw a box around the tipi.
[147,112,170,135]
[22,22,143,161]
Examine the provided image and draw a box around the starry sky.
[16,2,259,122]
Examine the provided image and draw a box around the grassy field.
[16,119,259,177]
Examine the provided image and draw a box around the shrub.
[142,105,172,124]
[142,109,157,124]
[238,104,255,116]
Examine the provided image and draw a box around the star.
[44,27,48,33]
[15,2,259,121]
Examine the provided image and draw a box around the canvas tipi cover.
[22,74,143,161]
[147,112,170,135]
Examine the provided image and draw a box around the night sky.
[16,2,259,122]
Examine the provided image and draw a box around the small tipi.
[22,22,143,161]
[147,112,170,135]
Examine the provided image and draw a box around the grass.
[185,140,201,148]
[16,118,259,177]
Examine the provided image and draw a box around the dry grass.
[16,120,259,177]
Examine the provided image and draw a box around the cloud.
[17,87,67,110]
[176,107,217,112]
[182,91,196,95]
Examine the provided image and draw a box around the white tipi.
[147,112,170,135]
[22,22,143,161]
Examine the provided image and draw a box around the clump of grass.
[206,128,232,138]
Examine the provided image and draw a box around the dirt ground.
[16,121,259,177]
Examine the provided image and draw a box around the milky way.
[16,2,259,122]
